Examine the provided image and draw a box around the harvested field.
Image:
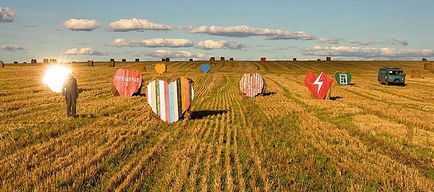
[0,61,433,191]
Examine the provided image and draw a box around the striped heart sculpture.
[239,73,265,97]
[147,77,194,123]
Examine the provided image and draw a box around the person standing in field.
[62,73,79,118]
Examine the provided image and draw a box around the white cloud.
[63,19,100,31]
[0,45,25,51]
[189,25,314,40]
[302,45,434,58]
[350,38,409,46]
[387,38,408,46]
[349,40,379,46]
[64,47,108,56]
[196,40,244,50]
[0,7,15,22]
[112,38,193,47]
[319,37,342,44]
[109,18,171,32]
[144,50,207,60]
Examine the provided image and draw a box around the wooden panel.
[147,77,194,123]
[239,73,264,97]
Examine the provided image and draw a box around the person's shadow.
[262,92,276,96]
[190,110,229,119]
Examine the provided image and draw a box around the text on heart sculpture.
[304,72,334,100]
[155,63,166,74]
[239,73,264,97]
[113,68,142,96]
[147,77,194,123]
[200,63,211,73]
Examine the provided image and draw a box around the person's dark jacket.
[62,76,79,99]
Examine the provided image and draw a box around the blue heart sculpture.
[200,63,211,73]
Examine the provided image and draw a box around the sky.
[1,0,434,62]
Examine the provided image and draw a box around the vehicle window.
[391,71,403,75]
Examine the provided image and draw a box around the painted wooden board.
[113,68,142,96]
[200,63,210,73]
[147,77,194,123]
[334,72,351,86]
[155,63,166,74]
[239,73,264,97]
[304,72,334,100]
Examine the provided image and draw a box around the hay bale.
[293,58,297,61]
[43,59,49,64]
[220,57,225,61]
[411,70,422,78]
[260,57,266,62]
[422,58,428,61]
[209,57,215,61]
[230,58,234,61]
[31,59,37,64]
[122,59,126,62]
[424,63,432,70]
[326,57,331,61]
[0,60,4,68]
[189,58,193,62]
[88,60,94,67]
[166,58,170,62]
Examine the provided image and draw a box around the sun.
[43,65,72,93]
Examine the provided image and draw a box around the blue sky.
[1,0,434,62]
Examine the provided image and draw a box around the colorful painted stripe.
[147,77,194,123]
[239,73,264,97]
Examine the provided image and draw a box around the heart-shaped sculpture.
[147,77,194,123]
[113,68,142,96]
[239,73,265,97]
[335,71,351,86]
[200,63,210,73]
[155,63,166,74]
[304,72,334,100]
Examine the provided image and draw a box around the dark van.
[378,67,406,85]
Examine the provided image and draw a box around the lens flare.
[43,65,72,93]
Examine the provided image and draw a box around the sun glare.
[43,65,72,93]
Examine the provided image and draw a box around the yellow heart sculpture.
[155,63,166,74]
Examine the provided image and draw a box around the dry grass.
[0,61,433,191]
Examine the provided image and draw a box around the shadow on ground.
[330,96,343,101]
[77,114,98,118]
[190,110,229,119]
[262,92,276,96]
